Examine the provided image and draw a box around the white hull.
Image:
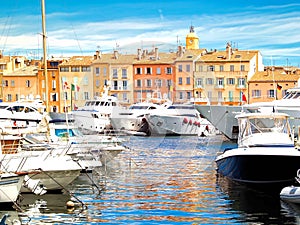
[280,186,300,204]
[73,111,110,134]
[146,114,201,136]
[21,170,80,192]
[110,116,148,134]
[0,153,82,192]
[0,174,24,203]
[72,94,123,134]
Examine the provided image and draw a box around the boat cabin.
[236,112,293,147]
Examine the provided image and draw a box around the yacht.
[110,99,171,136]
[72,91,123,134]
[196,86,300,140]
[0,95,48,134]
[215,112,300,186]
[145,104,214,136]
[40,112,125,167]
[0,134,82,192]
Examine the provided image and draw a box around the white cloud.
[1,3,300,65]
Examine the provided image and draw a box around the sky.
[0,0,300,66]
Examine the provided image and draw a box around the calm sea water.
[2,135,300,224]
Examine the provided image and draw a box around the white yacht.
[0,134,82,192]
[215,112,300,186]
[110,100,171,136]
[38,112,125,167]
[145,104,214,136]
[72,91,123,134]
[0,95,48,134]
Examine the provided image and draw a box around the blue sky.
[0,0,300,66]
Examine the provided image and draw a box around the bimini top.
[235,112,290,120]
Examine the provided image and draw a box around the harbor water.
[2,135,300,224]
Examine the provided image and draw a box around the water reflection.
[216,175,299,224]
[5,135,300,224]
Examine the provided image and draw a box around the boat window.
[248,117,289,134]
[293,92,300,99]
[105,102,109,106]
[100,102,105,106]
[112,102,117,106]
[95,101,100,106]
[11,106,24,112]
[130,106,148,110]
[55,129,75,137]
[148,106,156,110]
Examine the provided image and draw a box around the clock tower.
[186,26,199,50]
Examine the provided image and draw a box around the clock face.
[189,39,193,44]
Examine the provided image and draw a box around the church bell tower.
[186,26,199,50]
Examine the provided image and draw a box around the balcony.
[215,85,225,90]
[235,84,247,90]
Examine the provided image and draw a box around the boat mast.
[41,0,48,111]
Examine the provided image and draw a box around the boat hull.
[0,174,24,203]
[196,104,300,140]
[195,105,242,140]
[280,186,300,204]
[216,153,300,185]
[110,116,149,135]
[146,114,201,136]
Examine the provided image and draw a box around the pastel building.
[133,47,177,103]
[194,43,264,105]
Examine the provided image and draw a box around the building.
[174,46,206,103]
[59,56,93,112]
[133,47,177,103]
[248,67,300,104]
[1,54,40,102]
[38,57,67,112]
[193,42,264,105]
[92,50,136,106]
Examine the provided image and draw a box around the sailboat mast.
[41,0,48,111]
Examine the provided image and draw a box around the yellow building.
[193,42,264,105]
[59,56,93,112]
[92,50,136,106]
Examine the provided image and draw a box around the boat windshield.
[239,116,290,138]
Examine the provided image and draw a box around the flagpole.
[70,86,73,111]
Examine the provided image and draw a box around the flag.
[277,83,282,91]
[63,82,69,90]
[242,92,247,102]
[71,84,80,92]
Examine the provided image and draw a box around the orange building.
[38,58,66,112]
[1,54,40,102]
[248,68,300,104]
[133,47,177,103]
[174,47,206,103]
